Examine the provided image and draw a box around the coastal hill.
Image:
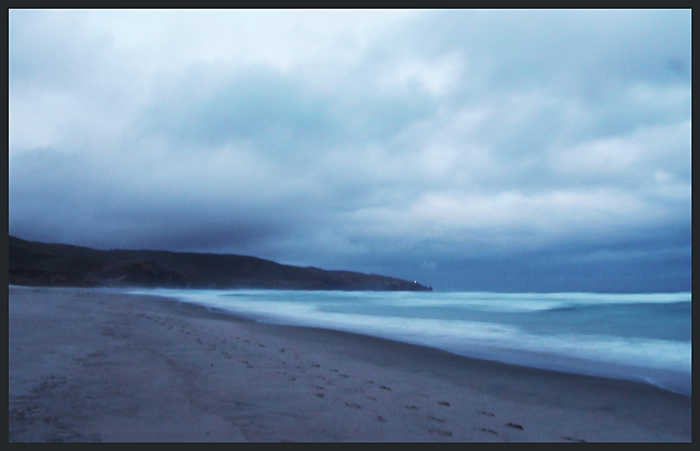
[9,236,432,291]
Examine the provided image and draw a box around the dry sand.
[8,286,691,442]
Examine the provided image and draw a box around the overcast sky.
[9,9,691,292]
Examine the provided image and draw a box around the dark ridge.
[8,236,432,291]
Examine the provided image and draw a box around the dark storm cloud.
[142,67,337,148]
[9,145,294,253]
[9,10,691,291]
[140,62,437,152]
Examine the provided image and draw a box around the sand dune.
[9,286,691,442]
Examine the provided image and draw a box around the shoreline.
[126,286,692,396]
[9,286,691,442]
[168,295,691,397]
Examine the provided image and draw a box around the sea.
[129,288,691,395]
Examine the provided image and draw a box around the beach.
[9,286,691,442]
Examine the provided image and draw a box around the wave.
[129,288,692,395]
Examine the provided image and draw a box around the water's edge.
[128,288,691,396]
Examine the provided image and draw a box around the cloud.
[9,9,691,291]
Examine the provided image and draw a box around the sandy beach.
[9,286,691,442]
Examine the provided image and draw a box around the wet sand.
[8,286,691,442]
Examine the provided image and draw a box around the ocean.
[129,288,691,395]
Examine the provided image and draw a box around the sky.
[9,9,691,292]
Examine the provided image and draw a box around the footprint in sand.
[427,415,446,423]
[377,416,386,423]
[438,401,450,406]
[345,402,362,409]
[428,428,453,437]
[314,393,325,398]
[562,436,586,442]
[405,405,419,410]
[505,422,524,430]
[478,410,495,417]
[380,386,392,391]
[479,428,499,436]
